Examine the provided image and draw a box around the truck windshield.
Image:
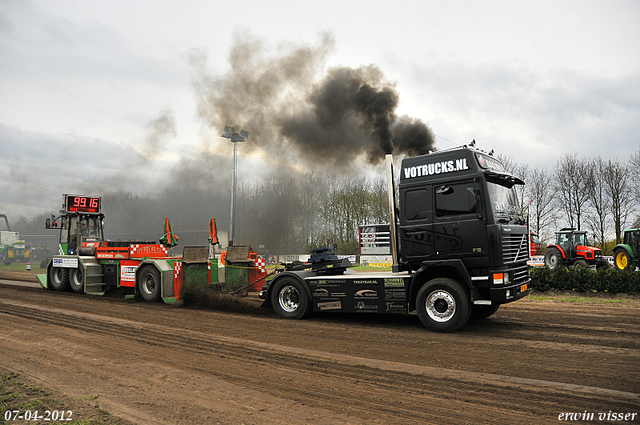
[487,182,523,223]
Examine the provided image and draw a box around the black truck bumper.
[490,281,531,304]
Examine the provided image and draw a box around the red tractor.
[544,228,607,269]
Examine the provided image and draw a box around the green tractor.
[613,229,640,271]
[0,213,32,265]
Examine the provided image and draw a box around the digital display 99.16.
[65,195,101,213]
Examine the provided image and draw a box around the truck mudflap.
[490,281,531,304]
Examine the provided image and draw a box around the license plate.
[520,284,528,292]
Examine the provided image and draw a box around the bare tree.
[525,166,559,245]
[554,154,591,230]
[367,176,390,224]
[630,148,640,227]
[603,158,632,243]
[585,157,609,249]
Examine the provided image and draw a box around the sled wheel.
[138,265,161,302]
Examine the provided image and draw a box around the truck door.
[399,186,435,261]
[433,180,487,263]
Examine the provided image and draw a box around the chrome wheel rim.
[278,285,300,313]
[426,290,456,322]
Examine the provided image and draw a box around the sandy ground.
[0,276,638,425]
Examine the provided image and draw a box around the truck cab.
[398,146,530,308]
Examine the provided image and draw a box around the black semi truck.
[259,144,531,332]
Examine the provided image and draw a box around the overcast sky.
[1,0,639,218]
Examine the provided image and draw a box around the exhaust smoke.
[191,31,436,170]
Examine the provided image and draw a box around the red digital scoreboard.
[65,195,101,213]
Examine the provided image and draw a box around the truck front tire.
[416,278,471,332]
[270,278,311,319]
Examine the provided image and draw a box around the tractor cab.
[623,229,639,250]
[46,195,104,255]
[555,230,587,257]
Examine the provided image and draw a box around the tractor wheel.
[573,259,588,269]
[270,277,311,319]
[544,247,563,269]
[138,265,162,302]
[416,278,471,332]
[49,267,70,291]
[470,303,500,320]
[69,267,85,293]
[613,248,632,271]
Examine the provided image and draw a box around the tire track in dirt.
[1,298,638,424]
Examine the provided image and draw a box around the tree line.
[9,147,639,256]
[502,149,639,253]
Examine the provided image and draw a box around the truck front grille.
[502,233,529,263]
[512,263,531,285]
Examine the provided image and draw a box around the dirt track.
[0,281,638,424]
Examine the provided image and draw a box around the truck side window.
[404,188,429,221]
[436,182,477,217]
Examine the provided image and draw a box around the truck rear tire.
[69,267,85,293]
[270,277,311,319]
[49,267,70,291]
[614,248,632,271]
[544,247,562,269]
[416,278,471,332]
[138,265,161,302]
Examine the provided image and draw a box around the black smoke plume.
[191,32,436,169]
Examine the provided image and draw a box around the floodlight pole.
[221,127,248,247]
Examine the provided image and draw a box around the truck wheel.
[270,278,311,319]
[69,267,85,293]
[416,278,471,332]
[470,303,500,320]
[544,247,562,269]
[614,248,632,271]
[49,267,70,291]
[138,265,161,302]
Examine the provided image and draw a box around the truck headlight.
[493,272,509,285]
